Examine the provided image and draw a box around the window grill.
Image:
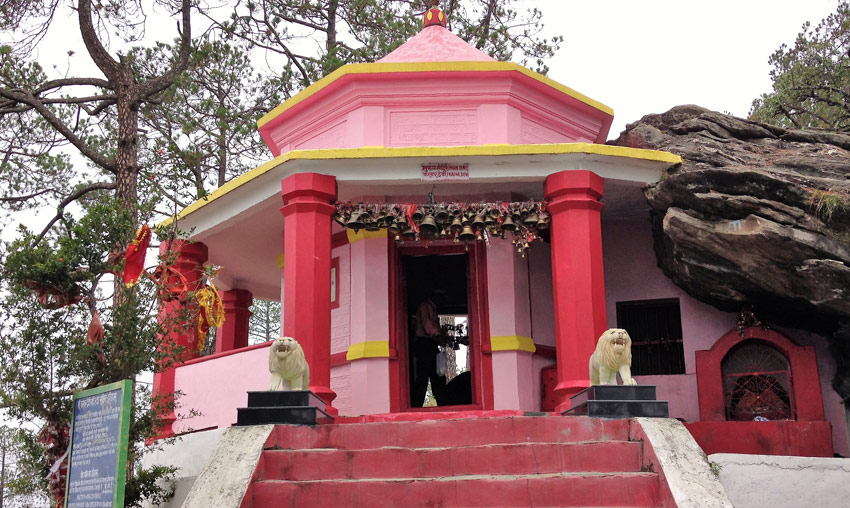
[616,298,685,375]
[722,342,795,421]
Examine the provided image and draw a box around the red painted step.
[251,472,660,508]
[260,440,642,481]
[265,415,629,450]
[243,416,659,508]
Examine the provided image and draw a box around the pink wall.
[331,243,353,415]
[173,344,272,433]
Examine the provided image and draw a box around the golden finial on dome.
[423,0,447,28]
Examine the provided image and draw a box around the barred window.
[616,298,685,375]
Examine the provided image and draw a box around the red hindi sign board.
[421,163,469,181]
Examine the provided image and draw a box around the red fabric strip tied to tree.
[123,224,151,287]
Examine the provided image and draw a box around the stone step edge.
[237,405,332,418]
[262,440,638,452]
[254,471,658,484]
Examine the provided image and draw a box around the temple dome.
[257,9,613,157]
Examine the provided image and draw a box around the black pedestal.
[236,390,332,426]
[564,385,669,418]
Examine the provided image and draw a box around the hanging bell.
[523,212,539,227]
[484,213,496,226]
[502,215,517,232]
[472,214,486,231]
[365,216,381,231]
[411,207,425,224]
[536,214,550,230]
[401,226,416,239]
[488,207,501,219]
[419,215,439,238]
[434,206,449,224]
[450,216,463,233]
[346,213,365,232]
[458,224,476,242]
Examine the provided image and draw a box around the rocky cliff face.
[611,105,850,397]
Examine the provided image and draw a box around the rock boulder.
[611,105,850,397]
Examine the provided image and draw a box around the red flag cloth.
[123,224,151,287]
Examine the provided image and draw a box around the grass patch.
[808,189,849,223]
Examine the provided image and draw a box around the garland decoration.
[195,284,225,350]
[333,200,550,254]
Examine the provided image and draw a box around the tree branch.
[0,189,56,203]
[77,0,120,79]
[31,182,117,247]
[0,88,116,171]
[34,77,112,94]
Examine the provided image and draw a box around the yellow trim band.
[275,253,285,269]
[258,61,613,128]
[346,229,388,243]
[346,340,391,361]
[490,335,536,353]
[158,144,681,228]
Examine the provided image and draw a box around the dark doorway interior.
[404,253,472,408]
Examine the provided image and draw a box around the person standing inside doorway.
[411,290,447,406]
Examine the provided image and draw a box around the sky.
[535,0,841,138]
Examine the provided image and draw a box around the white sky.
[536,0,841,138]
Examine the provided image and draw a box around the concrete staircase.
[239,415,661,507]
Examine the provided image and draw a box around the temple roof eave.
[161,144,681,234]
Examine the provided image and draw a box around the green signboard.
[64,379,133,508]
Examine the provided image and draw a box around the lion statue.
[268,336,310,391]
[589,328,637,386]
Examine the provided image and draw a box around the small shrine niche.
[722,342,795,421]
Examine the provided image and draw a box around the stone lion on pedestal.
[268,336,310,391]
[589,328,637,386]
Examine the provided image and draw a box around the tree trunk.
[114,61,139,220]
[217,124,227,187]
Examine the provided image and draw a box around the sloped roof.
[378,24,495,63]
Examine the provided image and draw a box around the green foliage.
[0,198,181,506]
[0,426,50,507]
[750,2,850,130]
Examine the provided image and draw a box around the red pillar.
[152,240,208,438]
[215,289,253,353]
[280,173,338,415]
[544,170,608,412]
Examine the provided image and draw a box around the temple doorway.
[403,251,472,408]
